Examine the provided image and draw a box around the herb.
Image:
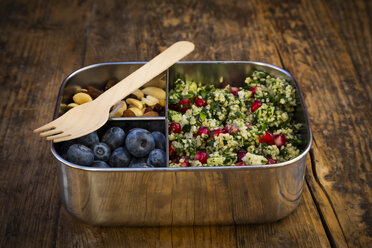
[169,98,179,104]
[199,111,207,122]
[182,125,191,133]
[183,93,194,99]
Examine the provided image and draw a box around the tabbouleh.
[168,70,303,167]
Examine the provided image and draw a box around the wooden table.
[1,0,371,247]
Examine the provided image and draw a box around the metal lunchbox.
[50,61,312,226]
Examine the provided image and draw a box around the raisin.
[153,103,164,113]
[87,86,103,99]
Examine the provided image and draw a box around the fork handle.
[97,41,195,107]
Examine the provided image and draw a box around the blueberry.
[151,131,166,150]
[129,157,148,166]
[125,128,155,157]
[129,163,153,168]
[128,128,142,134]
[92,160,110,168]
[147,149,167,167]
[102,127,125,150]
[77,131,99,148]
[109,147,131,167]
[92,142,111,161]
[66,144,94,166]
[58,139,77,155]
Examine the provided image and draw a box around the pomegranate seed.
[230,87,239,96]
[197,126,210,137]
[169,143,176,156]
[274,134,286,147]
[194,97,207,107]
[213,128,227,138]
[169,123,181,134]
[251,100,262,112]
[178,98,190,113]
[194,151,208,164]
[251,86,258,97]
[236,162,246,166]
[179,156,191,167]
[237,152,246,161]
[259,131,275,145]
[266,158,277,164]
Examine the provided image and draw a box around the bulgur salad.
[168,70,303,167]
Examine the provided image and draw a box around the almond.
[142,87,166,100]
[123,109,136,117]
[126,98,144,110]
[143,111,159,117]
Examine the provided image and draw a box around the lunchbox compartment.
[56,62,166,117]
[53,118,167,164]
[168,62,311,153]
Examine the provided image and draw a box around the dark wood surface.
[0,0,371,247]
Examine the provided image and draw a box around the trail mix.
[168,70,303,167]
[60,77,166,117]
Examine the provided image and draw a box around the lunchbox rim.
[50,61,312,172]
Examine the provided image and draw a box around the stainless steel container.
[50,62,312,226]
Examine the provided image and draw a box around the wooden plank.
[306,141,348,247]
[236,182,330,248]
[262,0,372,246]
[0,0,90,247]
[82,0,283,64]
[322,0,372,100]
[56,208,236,248]
[53,0,330,247]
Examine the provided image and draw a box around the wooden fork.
[34,41,195,142]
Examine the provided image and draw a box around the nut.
[159,99,166,107]
[77,88,88,93]
[128,107,143,117]
[62,85,82,102]
[67,103,79,109]
[143,111,159,117]
[73,92,92,105]
[123,109,136,117]
[126,98,143,110]
[109,101,127,117]
[105,78,118,90]
[142,87,166,100]
[131,89,144,100]
[143,106,153,113]
[142,95,159,107]
[87,86,103,99]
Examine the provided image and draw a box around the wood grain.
[306,141,348,247]
[236,184,330,248]
[0,0,89,247]
[322,0,372,100]
[0,0,371,247]
[262,0,372,246]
